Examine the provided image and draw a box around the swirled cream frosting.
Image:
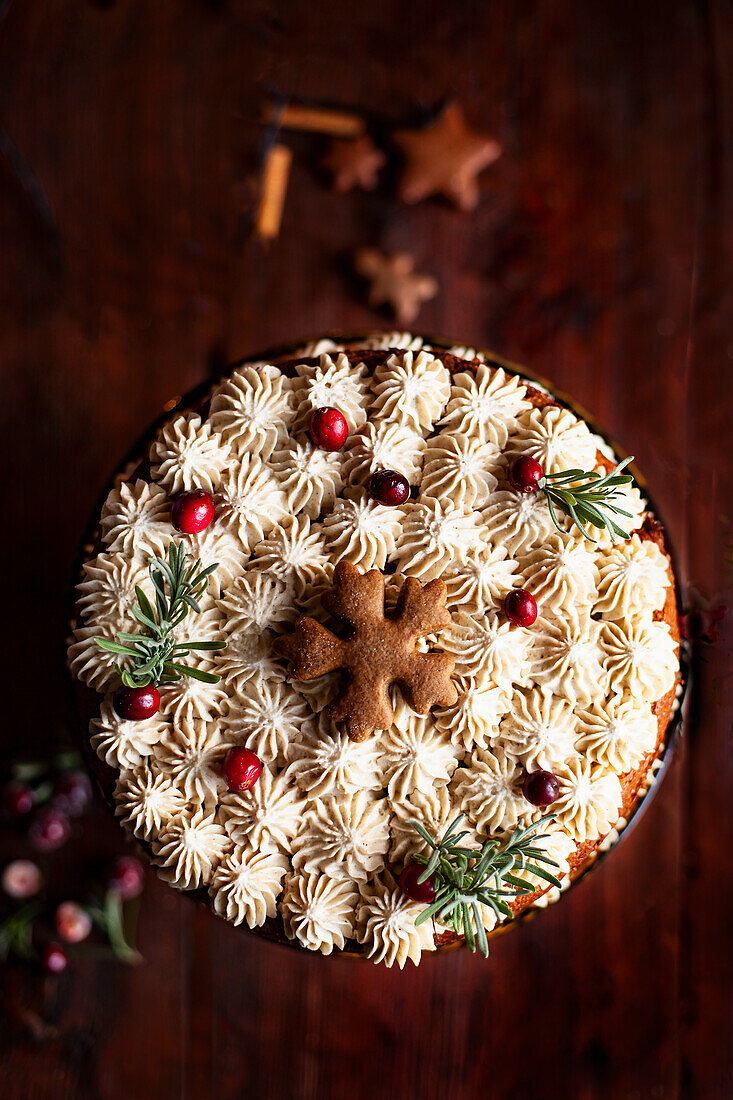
[69,335,679,966]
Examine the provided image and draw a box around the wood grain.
[0,1,731,1098]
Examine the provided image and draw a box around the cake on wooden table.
[67,333,681,966]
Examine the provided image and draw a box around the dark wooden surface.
[1,2,731,1097]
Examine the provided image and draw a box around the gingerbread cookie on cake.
[68,333,682,967]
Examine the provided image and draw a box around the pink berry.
[366,470,410,506]
[52,771,91,817]
[508,455,544,493]
[1,859,43,900]
[523,770,560,808]
[2,782,34,818]
[42,943,67,975]
[28,807,71,852]
[171,489,215,534]
[399,862,436,904]
[55,901,92,945]
[504,589,538,628]
[113,685,160,721]
[309,407,349,451]
[222,747,263,793]
[108,856,145,900]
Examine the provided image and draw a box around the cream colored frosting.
[76,553,147,627]
[393,499,484,582]
[209,845,289,927]
[356,331,424,351]
[153,807,231,890]
[388,785,459,867]
[150,413,230,494]
[322,495,404,571]
[595,534,669,621]
[250,515,331,599]
[439,363,531,447]
[575,695,658,772]
[441,610,532,690]
[158,666,228,724]
[483,487,563,557]
[293,353,371,433]
[114,763,188,841]
[285,713,384,798]
[552,758,623,843]
[154,717,229,809]
[225,679,312,763]
[519,533,599,613]
[450,749,527,834]
[68,624,122,692]
[218,765,304,854]
[214,628,284,690]
[217,571,293,634]
[100,479,170,556]
[433,673,511,752]
[499,690,578,771]
[600,617,677,702]
[269,437,344,518]
[421,432,500,508]
[281,870,357,954]
[209,363,296,459]
[371,350,451,431]
[356,871,435,968]
[90,697,170,770]
[529,613,607,705]
[217,456,288,549]
[185,525,250,600]
[519,823,576,890]
[507,405,597,475]
[292,792,390,883]
[442,544,519,614]
[342,419,426,485]
[381,702,459,801]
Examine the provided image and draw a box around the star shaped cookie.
[322,135,386,193]
[393,102,501,211]
[276,562,458,742]
[353,248,438,324]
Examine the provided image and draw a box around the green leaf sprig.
[539,456,635,542]
[409,815,562,958]
[96,541,225,688]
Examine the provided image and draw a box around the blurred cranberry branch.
[0,746,145,975]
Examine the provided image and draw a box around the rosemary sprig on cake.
[408,815,561,957]
[508,454,635,541]
[96,541,225,688]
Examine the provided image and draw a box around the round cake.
[67,332,682,967]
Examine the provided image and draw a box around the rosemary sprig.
[96,541,225,688]
[539,456,635,542]
[409,815,562,958]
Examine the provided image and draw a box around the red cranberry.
[1,859,43,899]
[309,407,349,451]
[114,685,160,721]
[28,807,71,852]
[508,455,544,493]
[399,861,436,904]
[52,771,91,817]
[171,489,215,534]
[107,856,145,900]
[222,747,263,792]
[366,470,410,506]
[2,782,34,818]
[55,901,92,945]
[523,770,560,808]
[42,943,68,975]
[504,589,538,628]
